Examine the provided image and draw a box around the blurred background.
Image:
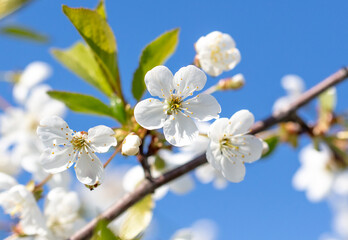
[1,0,348,239]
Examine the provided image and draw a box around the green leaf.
[110,95,127,124]
[132,28,180,101]
[92,219,120,240]
[262,136,279,158]
[319,87,337,112]
[0,25,48,43]
[62,5,123,99]
[51,42,113,97]
[47,91,124,122]
[95,0,107,20]
[119,194,154,239]
[0,0,30,20]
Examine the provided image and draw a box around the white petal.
[221,157,246,183]
[0,173,18,191]
[195,164,215,184]
[232,135,263,163]
[281,74,305,96]
[227,110,255,136]
[87,125,117,153]
[182,94,221,121]
[40,147,75,174]
[13,84,29,104]
[145,65,174,98]
[208,118,229,142]
[163,114,198,147]
[123,165,144,192]
[37,116,73,147]
[75,150,104,185]
[20,62,52,87]
[169,174,195,195]
[206,141,223,172]
[173,65,207,98]
[134,98,166,130]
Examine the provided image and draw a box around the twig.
[290,113,314,137]
[69,66,348,240]
[103,145,122,168]
[34,174,53,190]
[0,95,11,110]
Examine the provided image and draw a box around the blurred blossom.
[170,219,218,240]
[292,144,334,202]
[195,31,241,77]
[273,75,305,113]
[122,133,142,156]
[13,61,52,104]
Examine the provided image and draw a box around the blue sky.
[1,0,348,239]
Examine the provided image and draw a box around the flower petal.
[173,65,207,98]
[169,174,195,195]
[227,110,255,136]
[163,114,198,147]
[182,94,221,121]
[208,118,229,142]
[87,125,117,153]
[206,141,223,172]
[233,135,263,163]
[75,150,104,185]
[37,116,73,147]
[145,66,174,98]
[220,157,246,183]
[134,98,166,130]
[40,147,75,174]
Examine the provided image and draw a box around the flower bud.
[216,73,245,91]
[262,140,270,155]
[122,133,142,156]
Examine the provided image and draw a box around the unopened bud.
[122,133,142,156]
[262,140,270,155]
[217,73,245,90]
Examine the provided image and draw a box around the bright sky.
[1,0,348,239]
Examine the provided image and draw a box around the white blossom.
[134,65,221,147]
[37,116,117,185]
[13,62,52,104]
[273,75,305,113]
[44,188,85,239]
[292,144,334,202]
[122,133,142,156]
[206,110,263,183]
[195,31,241,77]
[170,219,217,240]
[0,185,47,236]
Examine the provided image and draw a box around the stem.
[69,66,348,240]
[103,146,121,168]
[34,174,53,190]
[203,85,217,95]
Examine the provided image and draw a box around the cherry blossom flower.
[206,110,263,183]
[134,65,221,147]
[195,31,241,77]
[273,75,305,113]
[13,61,52,104]
[292,144,335,202]
[37,116,117,185]
[44,187,85,239]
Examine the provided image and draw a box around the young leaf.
[119,194,154,239]
[62,5,123,100]
[262,135,279,158]
[132,28,180,101]
[0,0,30,20]
[92,219,120,240]
[51,42,113,97]
[0,25,48,43]
[47,91,125,123]
[95,0,107,20]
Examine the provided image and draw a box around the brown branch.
[70,66,348,240]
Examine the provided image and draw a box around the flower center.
[166,95,183,115]
[71,131,88,149]
[220,137,249,161]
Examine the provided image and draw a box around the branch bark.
[70,66,348,240]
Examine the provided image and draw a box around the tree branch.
[70,66,348,240]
